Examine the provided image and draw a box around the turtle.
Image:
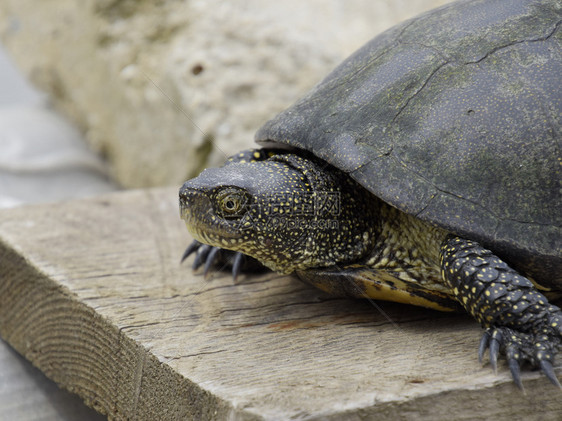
[179,0,562,389]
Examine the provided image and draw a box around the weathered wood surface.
[0,187,560,420]
[0,338,105,421]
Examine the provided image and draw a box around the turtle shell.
[255,0,562,288]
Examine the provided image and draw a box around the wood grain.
[0,187,560,420]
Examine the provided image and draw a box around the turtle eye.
[215,188,249,218]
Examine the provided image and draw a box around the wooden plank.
[0,338,105,421]
[0,187,560,420]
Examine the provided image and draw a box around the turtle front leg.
[180,240,262,281]
[440,236,562,389]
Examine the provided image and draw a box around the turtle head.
[180,153,378,273]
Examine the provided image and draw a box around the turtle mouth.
[179,184,245,244]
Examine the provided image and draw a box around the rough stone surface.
[0,0,448,188]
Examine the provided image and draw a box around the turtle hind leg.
[296,265,462,312]
[440,235,562,389]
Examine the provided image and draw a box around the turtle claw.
[203,247,221,279]
[508,358,524,391]
[181,241,264,281]
[540,360,562,389]
[181,240,202,263]
[478,331,490,364]
[488,330,502,374]
[192,244,212,270]
[181,240,260,281]
[232,252,244,282]
[478,326,562,389]
[181,240,226,275]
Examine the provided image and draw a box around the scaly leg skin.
[440,236,562,390]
